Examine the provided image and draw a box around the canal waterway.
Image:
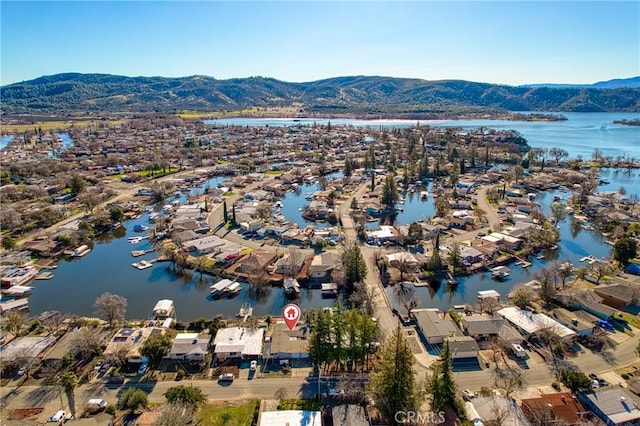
[206,112,640,160]
[24,113,640,321]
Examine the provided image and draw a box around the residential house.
[563,291,616,320]
[258,410,322,426]
[0,336,56,365]
[497,307,576,341]
[331,405,370,426]
[264,322,309,361]
[182,235,226,255]
[461,314,506,339]
[103,327,165,364]
[213,327,264,360]
[308,252,341,279]
[235,250,278,276]
[274,253,306,276]
[551,308,597,337]
[385,252,419,268]
[469,396,531,426]
[521,393,589,425]
[578,388,640,426]
[594,284,640,312]
[168,333,210,361]
[459,246,485,264]
[445,336,479,359]
[412,309,460,344]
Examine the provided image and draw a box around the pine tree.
[368,327,417,426]
[342,242,367,291]
[371,173,375,192]
[223,201,228,223]
[428,341,465,417]
[232,204,236,225]
[429,233,443,271]
[382,174,399,210]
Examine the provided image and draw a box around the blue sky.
[1,1,638,86]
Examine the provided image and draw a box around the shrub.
[105,405,116,415]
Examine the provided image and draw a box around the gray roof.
[0,336,56,361]
[462,315,505,336]
[579,388,640,425]
[412,309,460,339]
[169,333,210,357]
[269,322,309,356]
[445,336,479,354]
[331,405,369,426]
[471,396,531,426]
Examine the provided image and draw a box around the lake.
[205,112,640,159]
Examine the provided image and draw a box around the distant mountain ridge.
[1,73,639,114]
[521,76,640,89]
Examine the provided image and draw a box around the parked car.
[462,389,477,400]
[250,360,257,371]
[591,379,600,389]
[48,410,66,422]
[137,363,148,375]
[589,373,599,380]
[328,388,345,396]
[105,375,124,384]
[218,373,234,382]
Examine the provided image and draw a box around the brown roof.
[521,393,588,425]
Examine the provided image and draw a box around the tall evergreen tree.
[382,174,399,210]
[223,201,228,223]
[429,233,443,271]
[368,327,417,426]
[232,204,236,225]
[343,156,353,177]
[428,341,465,417]
[342,242,367,291]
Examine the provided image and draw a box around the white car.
[250,360,257,371]
[49,410,66,422]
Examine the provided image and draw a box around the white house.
[213,327,264,360]
[168,333,210,361]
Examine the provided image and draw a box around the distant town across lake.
[205,112,640,160]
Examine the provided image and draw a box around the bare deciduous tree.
[94,292,127,327]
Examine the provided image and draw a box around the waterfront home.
[264,321,310,362]
[577,387,640,426]
[521,392,589,426]
[459,246,485,264]
[560,291,617,321]
[550,308,598,337]
[468,396,531,426]
[331,405,369,426]
[412,309,460,345]
[366,226,398,245]
[594,283,640,312]
[386,252,419,268]
[1,251,32,266]
[167,333,210,361]
[445,336,479,360]
[0,336,56,365]
[497,307,576,341]
[182,235,226,255]
[461,314,506,339]
[483,232,522,251]
[103,327,165,364]
[212,326,264,360]
[308,252,341,279]
[170,229,199,244]
[274,253,306,276]
[234,250,278,276]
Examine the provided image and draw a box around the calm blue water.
[206,112,640,159]
[280,172,342,228]
[0,135,15,150]
[385,186,616,312]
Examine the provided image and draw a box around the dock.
[515,258,532,268]
[579,255,598,265]
[132,260,154,270]
[131,249,154,257]
[35,272,54,280]
[237,303,253,321]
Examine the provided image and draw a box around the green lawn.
[197,400,259,426]
[137,167,179,178]
[277,399,322,411]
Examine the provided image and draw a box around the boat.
[321,282,339,298]
[225,282,242,297]
[210,278,234,297]
[0,266,38,287]
[283,278,301,298]
[162,204,173,212]
[237,303,253,320]
[133,224,149,232]
[490,266,510,280]
[420,191,428,200]
[2,285,33,297]
[148,213,160,222]
[128,236,143,244]
[132,260,153,270]
[70,245,91,257]
[536,254,545,260]
[152,299,175,320]
[131,250,147,257]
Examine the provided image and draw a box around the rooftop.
[259,410,322,426]
[213,327,264,357]
[497,307,576,339]
[412,309,460,339]
[579,387,640,425]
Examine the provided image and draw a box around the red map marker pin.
[283,303,301,330]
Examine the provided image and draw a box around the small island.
[613,118,640,126]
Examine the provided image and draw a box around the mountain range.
[1,73,639,115]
